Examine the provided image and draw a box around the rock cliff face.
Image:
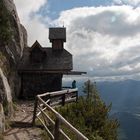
[0,0,27,132]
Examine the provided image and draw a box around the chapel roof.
[18,41,72,72]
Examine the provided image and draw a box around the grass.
[40,130,51,140]
[0,133,4,140]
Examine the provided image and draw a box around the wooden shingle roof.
[18,43,72,72]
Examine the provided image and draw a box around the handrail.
[32,88,88,140]
[38,88,78,97]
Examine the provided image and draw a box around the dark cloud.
[70,10,140,37]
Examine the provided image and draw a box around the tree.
[82,80,119,140]
[58,80,119,140]
[0,0,12,45]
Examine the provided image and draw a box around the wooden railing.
[32,88,88,140]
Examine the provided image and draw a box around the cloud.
[71,11,140,37]
[55,6,140,80]
[14,0,46,23]
[14,0,50,46]
[113,0,140,7]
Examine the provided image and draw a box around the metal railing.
[32,88,88,140]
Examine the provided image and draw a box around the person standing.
[72,80,76,88]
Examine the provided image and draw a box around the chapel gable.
[30,40,46,63]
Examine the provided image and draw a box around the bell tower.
[49,27,66,51]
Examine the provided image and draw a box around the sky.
[13,0,140,81]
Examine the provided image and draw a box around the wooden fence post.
[54,118,60,140]
[62,94,65,106]
[32,96,38,126]
[76,91,78,102]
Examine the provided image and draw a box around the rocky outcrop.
[0,104,5,133]
[0,0,27,132]
[4,0,27,55]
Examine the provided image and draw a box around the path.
[4,101,43,140]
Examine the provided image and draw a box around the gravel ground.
[4,101,43,140]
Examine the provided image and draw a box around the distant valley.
[63,79,140,140]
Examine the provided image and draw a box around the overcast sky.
[13,0,140,81]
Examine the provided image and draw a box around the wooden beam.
[18,70,87,75]
[54,118,60,140]
[37,116,54,140]
[32,97,38,125]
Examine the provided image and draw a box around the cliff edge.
[0,0,27,133]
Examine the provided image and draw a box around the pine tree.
[58,80,119,140]
[82,80,119,140]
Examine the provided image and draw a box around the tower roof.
[49,27,66,42]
